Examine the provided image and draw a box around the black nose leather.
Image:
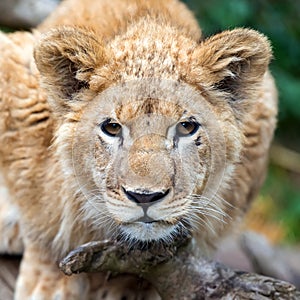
[123,189,169,204]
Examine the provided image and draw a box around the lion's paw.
[16,271,89,300]
[15,245,89,300]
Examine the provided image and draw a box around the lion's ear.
[192,28,272,102]
[34,27,107,113]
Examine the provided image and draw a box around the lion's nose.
[123,188,169,204]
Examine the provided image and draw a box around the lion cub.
[0,0,277,299]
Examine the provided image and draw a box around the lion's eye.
[176,121,199,137]
[101,119,122,137]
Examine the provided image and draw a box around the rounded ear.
[34,27,108,113]
[192,28,272,102]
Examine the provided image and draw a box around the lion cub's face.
[34,27,271,244]
[71,79,227,242]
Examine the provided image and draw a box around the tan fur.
[0,0,277,299]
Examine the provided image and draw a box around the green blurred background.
[1,0,300,244]
[183,0,300,244]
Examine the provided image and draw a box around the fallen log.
[59,238,300,300]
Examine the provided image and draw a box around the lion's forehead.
[115,98,184,123]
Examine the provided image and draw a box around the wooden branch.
[270,143,300,174]
[240,231,297,284]
[59,239,300,300]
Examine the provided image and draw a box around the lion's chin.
[117,220,191,249]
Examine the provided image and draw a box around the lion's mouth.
[116,218,191,250]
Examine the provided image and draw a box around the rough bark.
[59,239,300,300]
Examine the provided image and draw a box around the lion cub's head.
[34,25,271,245]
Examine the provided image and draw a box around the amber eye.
[101,119,122,137]
[176,121,199,137]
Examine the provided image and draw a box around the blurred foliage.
[244,164,300,244]
[0,26,14,33]
[183,0,300,243]
[261,164,300,243]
